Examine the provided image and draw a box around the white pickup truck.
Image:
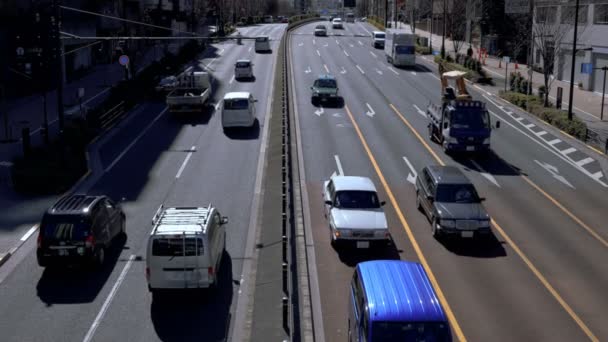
[166,71,212,113]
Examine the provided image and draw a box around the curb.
[0,252,11,268]
[0,225,39,269]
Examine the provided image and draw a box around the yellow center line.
[344,105,467,342]
[388,103,599,342]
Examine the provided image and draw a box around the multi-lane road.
[0,23,286,342]
[290,20,608,341]
[1,18,608,342]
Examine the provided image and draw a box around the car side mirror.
[495,121,501,129]
[324,200,332,206]
[380,201,386,206]
[221,216,229,225]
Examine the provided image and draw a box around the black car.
[37,194,126,267]
[415,166,491,239]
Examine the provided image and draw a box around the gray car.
[415,165,491,239]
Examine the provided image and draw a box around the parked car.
[332,18,343,29]
[323,176,390,249]
[311,74,339,106]
[415,165,491,239]
[314,24,328,37]
[235,59,254,79]
[36,194,126,267]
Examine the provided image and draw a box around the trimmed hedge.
[367,16,385,31]
[288,13,320,25]
[499,91,587,140]
[416,44,431,55]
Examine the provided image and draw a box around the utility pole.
[384,0,388,27]
[51,0,65,136]
[526,0,535,113]
[567,0,580,120]
[441,0,446,59]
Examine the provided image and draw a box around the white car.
[332,18,343,29]
[234,59,254,79]
[323,176,390,249]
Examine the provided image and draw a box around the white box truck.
[384,26,416,67]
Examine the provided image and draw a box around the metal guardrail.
[98,101,126,131]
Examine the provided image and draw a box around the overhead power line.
[59,5,199,36]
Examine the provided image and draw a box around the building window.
[561,5,588,24]
[537,6,558,24]
[595,4,608,24]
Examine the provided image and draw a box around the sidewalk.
[414,27,608,153]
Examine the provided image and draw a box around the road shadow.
[335,241,402,267]
[254,50,273,55]
[150,252,234,342]
[413,64,434,73]
[236,75,256,83]
[312,97,344,109]
[36,234,128,305]
[452,149,525,177]
[168,103,215,126]
[436,233,507,258]
[223,118,261,140]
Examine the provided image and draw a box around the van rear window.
[152,237,204,256]
[256,37,268,42]
[224,98,249,110]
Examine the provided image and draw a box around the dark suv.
[37,194,126,267]
[415,165,491,239]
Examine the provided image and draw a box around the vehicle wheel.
[416,191,423,212]
[431,218,441,239]
[311,96,318,106]
[94,247,105,267]
[428,124,435,142]
[442,141,451,155]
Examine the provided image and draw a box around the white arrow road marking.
[469,160,500,187]
[324,64,330,73]
[388,67,399,75]
[229,75,235,84]
[413,104,427,117]
[334,155,344,176]
[313,39,316,45]
[370,51,377,58]
[535,160,575,189]
[176,146,196,178]
[375,68,383,75]
[344,50,350,56]
[358,40,363,45]
[365,103,376,117]
[316,49,321,56]
[314,106,325,116]
[340,67,347,74]
[304,66,312,73]
[402,157,418,185]
[356,65,365,74]
[349,43,354,47]
[248,47,252,52]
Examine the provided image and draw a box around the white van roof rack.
[151,204,213,235]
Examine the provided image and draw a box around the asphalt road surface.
[290,20,608,342]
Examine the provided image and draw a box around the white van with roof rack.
[146,204,228,294]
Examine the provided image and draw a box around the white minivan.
[255,36,271,52]
[222,92,257,129]
[146,205,228,294]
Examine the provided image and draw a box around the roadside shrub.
[416,45,431,55]
[538,85,547,99]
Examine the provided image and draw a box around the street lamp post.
[441,0,446,59]
[595,66,608,121]
[567,0,580,120]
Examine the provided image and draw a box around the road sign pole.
[602,66,607,121]
[505,61,509,92]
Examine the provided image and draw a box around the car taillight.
[85,235,95,248]
[208,267,214,277]
[146,267,150,281]
[37,233,42,248]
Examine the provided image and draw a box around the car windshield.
[42,215,90,240]
[435,184,480,203]
[375,33,385,39]
[256,37,268,42]
[152,237,204,256]
[371,321,452,341]
[334,191,380,209]
[314,79,336,88]
[395,45,415,54]
[316,25,326,29]
[236,62,250,68]
[224,98,249,110]
[451,108,491,129]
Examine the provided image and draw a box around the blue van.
[348,260,452,341]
